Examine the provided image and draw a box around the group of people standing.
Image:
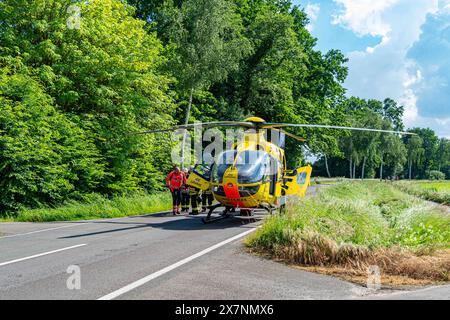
[166,166,214,215]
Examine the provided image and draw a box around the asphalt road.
[0,187,448,300]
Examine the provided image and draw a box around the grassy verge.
[394,181,450,206]
[246,181,450,286]
[1,192,172,222]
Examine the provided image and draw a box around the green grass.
[394,181,450,205]
[248,181,450,252]
[246,181,450,282]
[310,177,345,185]
[416,181,450,192]
[1,192,172,222]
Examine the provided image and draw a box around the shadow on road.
[58,214,257,239]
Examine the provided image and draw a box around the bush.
[0,71,105,214]
[426,170,446,181]
[0,0,176,214]
[14,192,172,222]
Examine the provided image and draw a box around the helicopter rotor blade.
[262,123,415,136]
[272,129,306,142]
[130,121,256,135]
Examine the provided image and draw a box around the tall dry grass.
[247,181,450,283]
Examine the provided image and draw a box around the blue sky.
[293,0,450,138]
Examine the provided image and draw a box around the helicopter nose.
[223,182,240,199]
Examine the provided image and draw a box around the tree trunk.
[324,154,331,178]
[408,160,412,180]
[180,87,194,169]
[379,161,383,181]
[349,157,353,179]
[361,156,366,180]
[353,161,356,179]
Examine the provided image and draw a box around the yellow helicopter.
[137,116,413,223]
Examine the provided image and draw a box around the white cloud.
[332,0,398,39]
[331,0,450,137]
[407,6,450,120]
[399,89,418,124]
[305,3,320,32]
[403,70,422,88]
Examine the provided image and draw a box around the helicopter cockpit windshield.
[212,150,270,184]
[212,150,236,183]
[236,150,270,184]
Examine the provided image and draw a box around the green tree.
[211,2,348,167]
[408,128,439,177]
[366,99,407,179]
[378,119,406,179]
[0,65,104,212]
[404,134,425,179]
[158,0,250,166]
[381,98,405,131]
[353,110,383,179]
[0,0,174,200]
[436,138,450,172]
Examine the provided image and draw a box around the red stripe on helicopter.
[223,183,245,207]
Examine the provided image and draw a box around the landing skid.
[201,204,232,224]
[201,205,269,224]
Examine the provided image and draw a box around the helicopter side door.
[186,164,212,191]
[268,157,283,196]
[282,165,312,197]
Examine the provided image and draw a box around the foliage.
[313,96,447,180]
[395,181,450,205]
[0,0,448,216]
[11,192,172,222]
[166,0,251,93]
[0,67,105,212]
[427,170,446,181]
[0,0,174,215]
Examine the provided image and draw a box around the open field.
[246,181,450,286]
[394,181,450,206]
[0,193,171,222]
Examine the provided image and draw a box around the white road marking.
[0,224,85,239]
[98,227,258,300]
[0,244,87,267]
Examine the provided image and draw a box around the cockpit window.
[297,172,307,186]
[212,150,275,184]
[235,150,270,184]
[212,150,237,183]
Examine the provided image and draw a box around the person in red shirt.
[166,166,185,215]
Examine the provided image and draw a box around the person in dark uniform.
[181,168,190,213]
[201,188,214,212]
[189,187,201,215]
